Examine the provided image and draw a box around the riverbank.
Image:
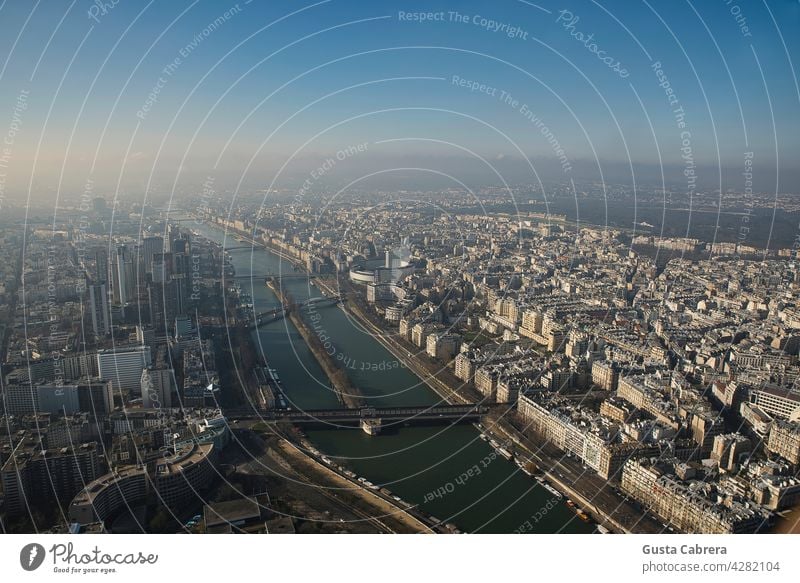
[316,278,475,405]
[212,223,309,272]
[195,221,595,533]
[482,408,664,533]
[274,433,429,533]
[267,280,364,409]
[288,310,365,408]
[316,278,665,534]
[233,427,428,533]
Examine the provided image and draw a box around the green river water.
[195,224,591,533]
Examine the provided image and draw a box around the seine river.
[194,223,591,533]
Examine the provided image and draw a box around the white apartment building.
[97,345,152,396]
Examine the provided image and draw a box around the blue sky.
[0,0,798,194]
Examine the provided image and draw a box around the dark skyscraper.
[111,245,135,305]
[88,282,110,337]
[151,252,174,284]
[172,238,191,316]
[148,280,177,334]
[94,249,108,284]
[141,236,164,276]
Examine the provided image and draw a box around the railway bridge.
[225,404,493,427]
[247,296,341,328]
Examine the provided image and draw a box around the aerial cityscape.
[1,0,800,555]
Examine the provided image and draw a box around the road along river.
[194,223,592,533]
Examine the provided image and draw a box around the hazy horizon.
[1,0,798,201]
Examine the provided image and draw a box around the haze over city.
[2,3,800,579]
[0,0,798,198]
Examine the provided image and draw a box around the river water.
[194,224,591,533]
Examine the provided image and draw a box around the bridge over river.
[231,273,317,280]
[225,404,493,427]
[247,296,341,328]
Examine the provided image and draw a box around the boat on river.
[538,480,562,498]
[515,459,537,476]
[267,368,281,384]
